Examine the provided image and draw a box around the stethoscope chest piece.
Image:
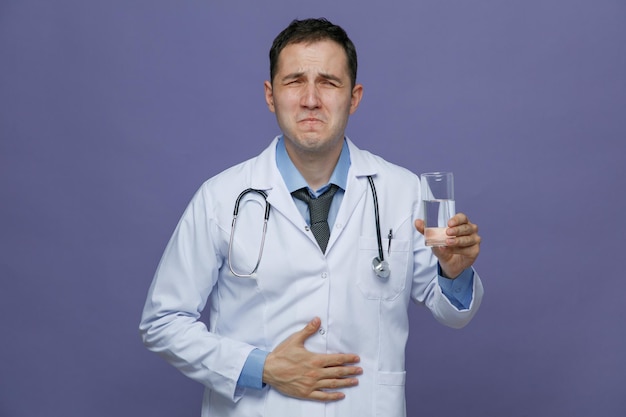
[372,257,390,279]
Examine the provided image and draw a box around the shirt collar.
[276,136,351,196]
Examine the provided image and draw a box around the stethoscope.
[228,175,390,280]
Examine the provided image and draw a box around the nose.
[300,83,321,109]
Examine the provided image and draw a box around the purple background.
[1,1,625,416]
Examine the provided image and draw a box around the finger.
[442,235,472,248]
[447,212,468,227]
[446,222,478,237]
[318,353,361,367]
[448,233,481,249]
[292,317,322,344]
[315,376,360,391]
[312,363,363,379]
[308,390,346,402]
[414,219,425,234]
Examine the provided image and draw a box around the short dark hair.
[269,18,358,87]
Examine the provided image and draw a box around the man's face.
[264,40,363,158]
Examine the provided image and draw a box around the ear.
[264,80,275,113]
[349,83,363,115]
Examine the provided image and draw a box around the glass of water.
[420,172,455,246]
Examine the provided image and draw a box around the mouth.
[298,117,324,124]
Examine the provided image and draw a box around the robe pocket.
[357,236,409,300]
[376,371,407,417]
[377,370,406,386]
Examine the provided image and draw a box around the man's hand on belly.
[262,317,362,401]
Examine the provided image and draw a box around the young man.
[140,18,483,417]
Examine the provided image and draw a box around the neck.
[284,141,342,191]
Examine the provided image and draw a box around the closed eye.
[318,73,343,87]
[320,79,339,87]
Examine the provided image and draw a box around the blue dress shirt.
[236,137,474,389]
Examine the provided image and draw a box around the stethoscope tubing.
[228,188,270,277]
[367,176,385,264]
[228,177,388,279]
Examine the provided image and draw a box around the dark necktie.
[292,184,339,253]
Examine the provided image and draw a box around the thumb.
[414,219,425,234]
[293,317,321,344]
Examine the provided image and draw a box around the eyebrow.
[281,71,344,85]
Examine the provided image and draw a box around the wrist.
[438,263,461,280]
